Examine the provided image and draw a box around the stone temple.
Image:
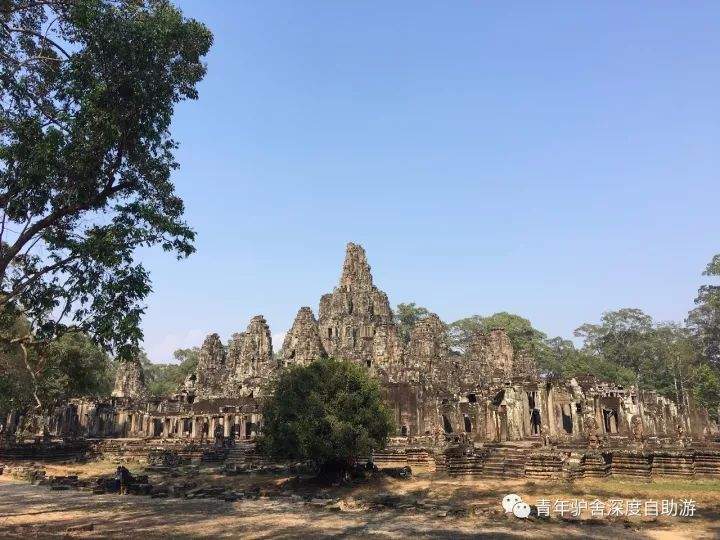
[2,243,719,480]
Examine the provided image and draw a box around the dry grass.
[1,461,719,539]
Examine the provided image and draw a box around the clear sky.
[138,1,720,362]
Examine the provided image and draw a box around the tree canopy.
[142,346,199,397]
[448,312,551,364]
[394,302,429,344]
[259,357,393,475]
[0,330,112,413]
[0,0,212,364]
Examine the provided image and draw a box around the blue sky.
[139,1,720,362]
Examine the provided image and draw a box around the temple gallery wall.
[3,243,717,480]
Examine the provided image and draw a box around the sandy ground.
[1,462,719,539]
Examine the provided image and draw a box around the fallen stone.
[66,523,95,532]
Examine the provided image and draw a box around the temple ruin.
[2,242,719,479]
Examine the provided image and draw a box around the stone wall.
[111,359,147,399]
[195,334,227,398]
[280,307,326,367]
[4,242,713,449]
[317,243,402,369]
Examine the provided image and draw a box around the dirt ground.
[1,460,719,539]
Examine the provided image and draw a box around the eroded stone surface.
[111,360,147,399]
[224,315,275,397]
[280,307,326,367]
[195,333,227,399]
[4,242,713,457]
[318,243,401,369]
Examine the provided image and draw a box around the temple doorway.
[602,408,618,434]
[530,407,541,435]
[499,405,508,442]
[442,415,453,434]
[561,404,573,434]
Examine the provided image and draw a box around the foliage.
[691,364,720,418]
[394,302,429,344]
[0,331,111,414]
[446,314,483,353]
[0,0,212,372]
[686,254,720,417]
[259,357,393,474]
[687,254,720,368]
[448,312,555,371]
[574,308,655,380]
[140,346,198,397]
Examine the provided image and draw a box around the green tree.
[644,323,696,407]
[259,357,393,478]
[574,308,655,383]
[686,254,720,418]
[448,312,554,370]
[173,346,200,379]
[141,346,199,397]
[0,331,111,413]
[394,302,430,344]
[0,0,213,404]
[555,341,636,386]
[447,315,484,353]
[691,364,720,420]
[688,254,720,368]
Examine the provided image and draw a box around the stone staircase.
[525,451,564,480]
[433,452,447,474]
[694,450,720,478]
[480,444,527,479]
[372,449,409,468]
[446,444,526,479]
[405,448,436,470]
[581,452,610,478]
[651,451,695,478]
[224,441,269,469]
[610,450,653,480]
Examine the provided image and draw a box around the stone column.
[546,386,556,436]
[224,415,231,437]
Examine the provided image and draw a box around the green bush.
[259,357,393,476]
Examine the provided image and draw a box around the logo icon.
[502,494,531,519]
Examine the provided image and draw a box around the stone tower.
[111,359,147,399]
[280,307,326,367]
[404,314,450,375]
[317,242,401,368]
[195,333,227,398]
[236,315,274,378]
[466,327,515,382]
[224,315,275,397]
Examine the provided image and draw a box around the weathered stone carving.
[195,333,227,398]
[280,307,326,367]
[226,332,245,374]
[4,241,714,459]
[467,328,514,381]
[237,315,273,377]
[111,359,147,399]
[224,315,274,397]
[399,314,451,387]
[318,243,401,369]
[630,415,645,447]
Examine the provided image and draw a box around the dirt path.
[1,479,715,539]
